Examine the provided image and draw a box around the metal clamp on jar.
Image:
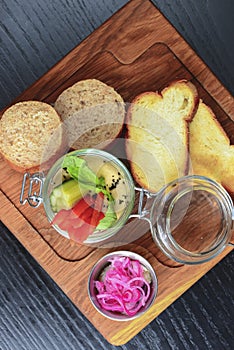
[20,149,234,265]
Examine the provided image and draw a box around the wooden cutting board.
[1,0,233,345]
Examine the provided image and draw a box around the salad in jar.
[46,150,135,244]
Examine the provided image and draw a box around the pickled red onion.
[95,256,151,316]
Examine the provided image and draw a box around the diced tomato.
[72,195,95,217]
[67,225,81,242]
[51,193,106,243]
[63,206,92,229]
[69,222,95,243]
[67,210,80,220]
[79,206,93,223]
[97,211,105,224]
[58,218,70,231]
[51,209,70,226]
[90,192,104,227]
[69,217,84,229]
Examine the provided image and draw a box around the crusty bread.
[0,101,65,173]
[54,79,125,150]
[126,80,199,192]
[189,100,234,193]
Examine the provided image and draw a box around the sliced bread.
[0,101,65,173]
[189,100,234,193]
[125,80,199,192]
[54,79,125,150]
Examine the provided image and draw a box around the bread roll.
[0,101,65,173]
[126,80,199,192]
[54,79,125,150]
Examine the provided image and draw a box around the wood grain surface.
[0,0,234,349]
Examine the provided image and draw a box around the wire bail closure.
[129,187,156,222]
[20,172,45,208]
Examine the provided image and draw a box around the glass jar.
[20,149,234,264]
[149,175,233,264]
[20,149,135,244]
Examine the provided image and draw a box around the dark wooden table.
[0,1,233,349]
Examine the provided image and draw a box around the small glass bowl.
[88,251,158,321]
[42,149,135,244]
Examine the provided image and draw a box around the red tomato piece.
[67,210,80,220]
[58,218,71,231]
[79,206,94,223]
[72,195,95,217]
[68,211,105,243]
[51,209,70,227]
[69,217,84,229]
[69,222,95,243]
[52,193,106,243]
[90,192,104,227]
[68,225,80,242]
[97,211,105,224]
[69,206,94,228]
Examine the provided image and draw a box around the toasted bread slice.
[54,79,125,150]
[190,100,234,193]
[0,101,65,173]
[126,80,198,192]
